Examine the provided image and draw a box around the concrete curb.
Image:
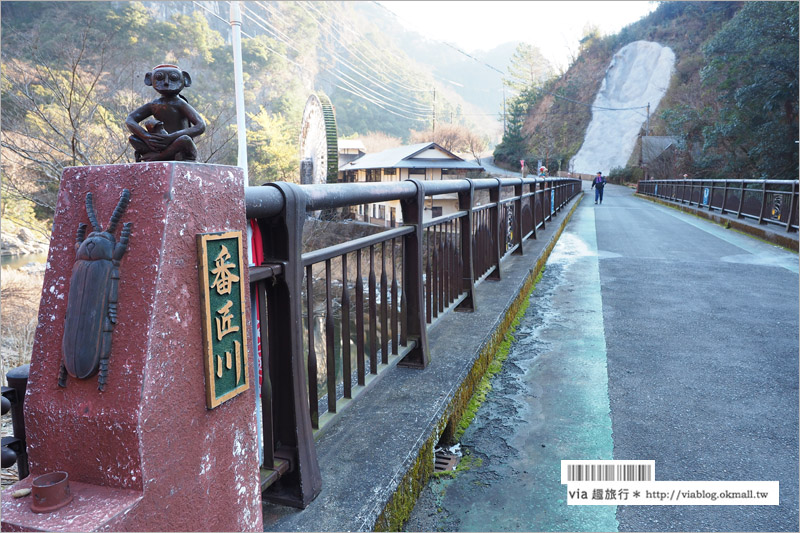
[376,193,584,531]
[634,193,799,252]
[262,192,585,532]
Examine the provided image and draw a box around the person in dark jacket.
[591,171,606,204]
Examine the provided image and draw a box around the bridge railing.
[637,179,799,233]
[244,176,581,506]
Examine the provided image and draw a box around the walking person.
[591,171,606,204]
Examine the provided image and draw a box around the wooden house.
[338,142,484,225]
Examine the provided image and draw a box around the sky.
[377,1,659,71]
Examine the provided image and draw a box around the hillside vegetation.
[1,1,482,223]
[495,1,799,181]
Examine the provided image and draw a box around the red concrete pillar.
[1,163,262,532]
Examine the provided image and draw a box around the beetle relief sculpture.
[126,64,206,162]
[59,189,132,391]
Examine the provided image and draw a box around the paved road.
[406,183,799,532]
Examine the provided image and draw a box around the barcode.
[561,461,655,483]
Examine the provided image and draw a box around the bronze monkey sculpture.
[126,64,206,162]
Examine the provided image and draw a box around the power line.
[238,4,433,119]
[185,2,430,123]
[241,2,433,113]
[299,1,431,93]
[372,1,504,76]
[293,1,434,108]
[373,1,647,114]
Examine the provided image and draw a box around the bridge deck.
[263,183,799,532]
[407,183,799,532]
[261,184,583,531]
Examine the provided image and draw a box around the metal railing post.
[758,180,767,224]
[787,182,798,233]
[513,179,523,255]
[488,178,502,280]
[556,181,562,211]
[539,179,547,230]
[258,182,321,509]
[530,180,538,239]
[737,181,746,218]
[1,364,30,479]
[708,181,715,211]
[456,179,476,312]
[721,180,729,214]
[398,179,430,368]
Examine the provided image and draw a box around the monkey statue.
[126,64,206,162]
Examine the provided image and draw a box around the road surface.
[405,183,799,532]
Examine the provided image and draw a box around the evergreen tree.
[700,1,799,179]
[504,43,554,92]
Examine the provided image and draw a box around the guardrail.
[245,176,581,507]
[637,179,798,233]
[1,365,30,481]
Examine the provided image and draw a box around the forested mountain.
[1,0,496,225]
[495,1,799,181]
[3,1,797,235]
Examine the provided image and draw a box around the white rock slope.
[571,41,675,175]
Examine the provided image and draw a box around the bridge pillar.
[1,163,262,532]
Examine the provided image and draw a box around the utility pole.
[230,2,248,185]
[432,87,436,137]
[646,102,650,136]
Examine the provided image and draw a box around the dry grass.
[1,267,43,386]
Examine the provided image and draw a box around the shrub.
[607,166,644,185]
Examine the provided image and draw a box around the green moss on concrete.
[375,195,583,532]
[728,226,799,253]
[452,269,541,442]
[374,429,438,532]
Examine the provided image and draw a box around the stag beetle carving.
[59,189,133,391]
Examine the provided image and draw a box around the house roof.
[338,139,366,151]
[340,142,484,171]
[642,136,678,164]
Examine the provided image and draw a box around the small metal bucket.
[30,471,73,513]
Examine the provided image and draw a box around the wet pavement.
[405,184,799,532]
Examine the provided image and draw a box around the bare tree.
[360,131,403,153]
[409,124,484,156]
[1,23,131,217]
[464,129,488,164]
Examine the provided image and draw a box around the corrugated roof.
[340,142,483,171]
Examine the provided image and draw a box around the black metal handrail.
[637,179,799,233]
[245,176,581,507]
[2,365,30,481]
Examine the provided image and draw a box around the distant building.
[640,136,682,179]
[337,139,366,167]
[641,136,679,164]
[338,142,484,225]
